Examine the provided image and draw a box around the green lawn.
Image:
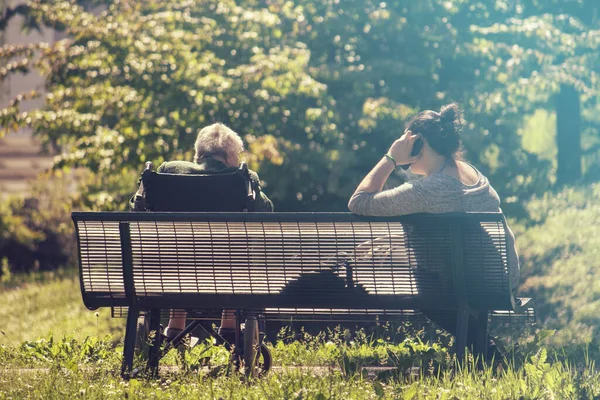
[517,183,600,345]
[0,269,123,346]
[1,269,600,399]
[4,183,600,398]
[1,330,600,399]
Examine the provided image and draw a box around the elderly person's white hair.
[193,123,244,167]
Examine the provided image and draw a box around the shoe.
[486,337,508,372]
[162,327,187,360]
[164,327,183,343]
[487,336,507,360]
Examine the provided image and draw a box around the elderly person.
[157,123,273,343]
[156,123,273,212]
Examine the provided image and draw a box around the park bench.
[72,209,534,378]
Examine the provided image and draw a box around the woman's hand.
[349,130,420,201]
[388,131,421,165]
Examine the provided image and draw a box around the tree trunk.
[555,84,581,185]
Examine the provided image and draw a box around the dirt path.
[2,365,399,377]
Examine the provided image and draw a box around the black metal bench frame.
[72,211,531,378]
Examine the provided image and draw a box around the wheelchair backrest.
[141,161,255,212]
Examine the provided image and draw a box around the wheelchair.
[130,160,273,378]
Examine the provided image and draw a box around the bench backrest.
[72,212,514,313]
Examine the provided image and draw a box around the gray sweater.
[348,168,520,289]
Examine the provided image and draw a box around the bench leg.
[244,315,259,378]
[473,311,489,364]
[146,308,162,377]
[121,307,139,379]
[455,307,469,364]
[258,314,266,345]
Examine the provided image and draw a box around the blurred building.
[0,0,61,196]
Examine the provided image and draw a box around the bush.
[0,165,141,277]
[0,171,78,274]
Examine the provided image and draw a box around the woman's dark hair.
[405,103,463,159]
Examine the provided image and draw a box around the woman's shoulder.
[416,171,464,189]
[426,162,487,187]
[457,161,481,186]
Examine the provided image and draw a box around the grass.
[2,332,600,399]
[4,183,600,397]
[2,272,600,399]
[517,182,600,345]
[0,268,123,346]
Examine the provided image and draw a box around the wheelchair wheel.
[243,316,272,378]
[257,343,272,377]
[238,343,272,377]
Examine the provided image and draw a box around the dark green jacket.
[131,159,274,212]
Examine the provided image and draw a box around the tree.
[1,0,474,211]
[468,0,600,186]
[3,0,597,213]
[1,0,339,209]
[252,0,476,206]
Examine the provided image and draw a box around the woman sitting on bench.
[348,103,519,361]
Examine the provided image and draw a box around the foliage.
[518,182,600,344]
[469,1,600,110]
[0,164,139,276]
[0,171,78,274]
[2,0,598,212]
[466,0,600,186]
[9,335,119,367]
[1,0,336,210]
[2,333,600,399]
[521,109,557,169]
